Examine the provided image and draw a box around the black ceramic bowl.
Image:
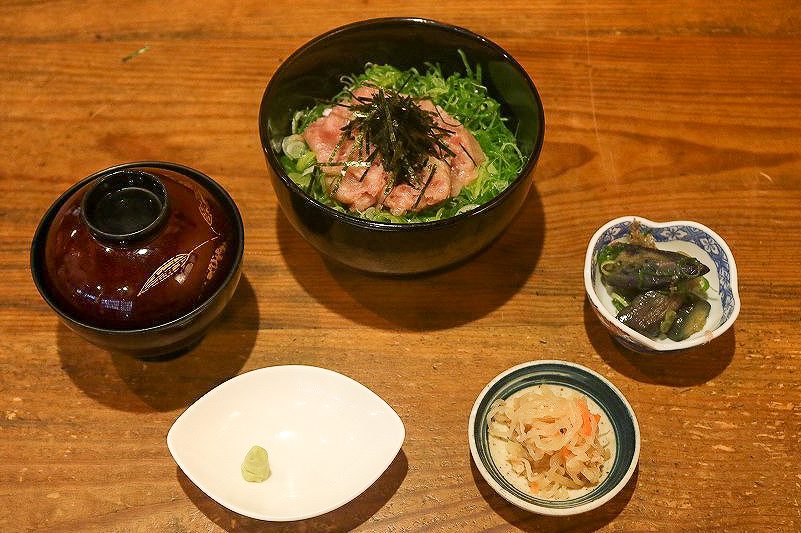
[259,18,545,274]
[30,161,245,360]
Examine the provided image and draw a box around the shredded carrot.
[561,446,572,459]
[529,481,539,493]
[578,398,593,437]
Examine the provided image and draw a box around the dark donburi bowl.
[30,161,244,360]
[259,17,545,274]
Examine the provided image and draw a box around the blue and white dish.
[469,360,640,516]
[584,215,740,354]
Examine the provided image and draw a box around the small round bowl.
[30,161,245,359]
[469,360,640,516]
[584,216,740,354]
[258,17,545,274]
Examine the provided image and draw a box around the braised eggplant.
[616,291,686,338]
[598,243,709,293]
[667,296,712,341]
[598,225,715,341]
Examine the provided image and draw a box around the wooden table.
[2,1,800,531]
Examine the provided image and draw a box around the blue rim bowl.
[469,360,640,515]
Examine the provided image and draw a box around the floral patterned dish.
[584,216,740,353]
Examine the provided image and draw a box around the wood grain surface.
[2,1,800,531]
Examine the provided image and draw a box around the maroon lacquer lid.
[39,164,238,330]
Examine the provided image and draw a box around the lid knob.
[81,169,169,243]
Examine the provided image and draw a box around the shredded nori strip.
[340,86,455,191]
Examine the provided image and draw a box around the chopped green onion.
[291,111,305,135]
[678,275,711,298]
[282,134,308,159]
[296,151,317,171]
[455,204,480,215]
[611,292,629,312]
[600,261,617,276]
[660,309,677,334]
[288,171,311,188]
[597,243,623,267]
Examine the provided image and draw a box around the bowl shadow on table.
[57,274,259,413]
[276,188,545,332]
[470,458,639,532]
[178,449,408,532]
[583,296,735,387]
